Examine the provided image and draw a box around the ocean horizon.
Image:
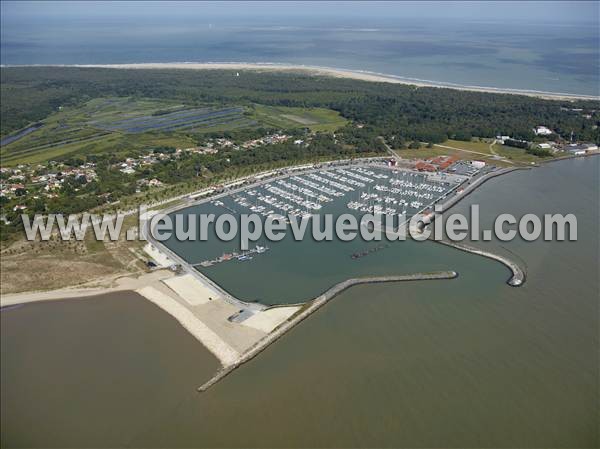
[2,2,599,96]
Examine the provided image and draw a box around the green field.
[435,138,552,165]
[439,139,496,153]
[249,104,347,132]
[389,138,548,167]
[0,97,347,165]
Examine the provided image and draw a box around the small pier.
[192,246,270,268]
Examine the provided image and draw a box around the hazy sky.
[2,1,599,25]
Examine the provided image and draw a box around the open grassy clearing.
[493,144,550,164]
[393,144,510,167]
[439,139,496,153]
[433,139,550,165]
[250,104,347,132]
[396,146,471,161]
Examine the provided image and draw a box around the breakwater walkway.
[198,271,457,392]
[433,240,525,286]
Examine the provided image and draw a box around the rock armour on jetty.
[433,240,525,287]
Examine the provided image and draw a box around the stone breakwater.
[433,240,525,287]
[198,271,458,392]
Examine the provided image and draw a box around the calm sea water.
[1,157,598,447]
[1,4,599,96]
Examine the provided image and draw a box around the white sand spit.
[136,286,240,366]
[162,274,220,306]
[242,306,301,333]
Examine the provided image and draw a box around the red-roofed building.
[415,161,437,172]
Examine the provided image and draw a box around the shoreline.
[3,62,598,101]
[0,270,175,308]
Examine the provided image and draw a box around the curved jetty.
[433,240,525,286]
[198,271,457,392]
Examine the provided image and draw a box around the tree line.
[2,67,598,144]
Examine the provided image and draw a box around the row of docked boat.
[198,245,269,267]
[350,167,389,180]
[373,184,436,201]
[214,167,454,223]
[321,170,366,188]
[346,199,422,214]
[307,173,354,192]
[264,184,322,211]
[389,178,446,193]
[275,179,332,203]
[291,176,345,197]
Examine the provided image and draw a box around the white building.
[533,126,553,136]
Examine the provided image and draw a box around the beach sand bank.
[136,285,241,366]
[36,62,600,101]
[0,270,175,307]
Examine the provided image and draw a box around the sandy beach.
[0,270,175,307]
[0,265,299,368]
[136,285,242,366]
[31,62,599,101]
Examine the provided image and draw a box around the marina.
[207,164,464,218]
[150,158,514,310]
[177,163,468,271]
